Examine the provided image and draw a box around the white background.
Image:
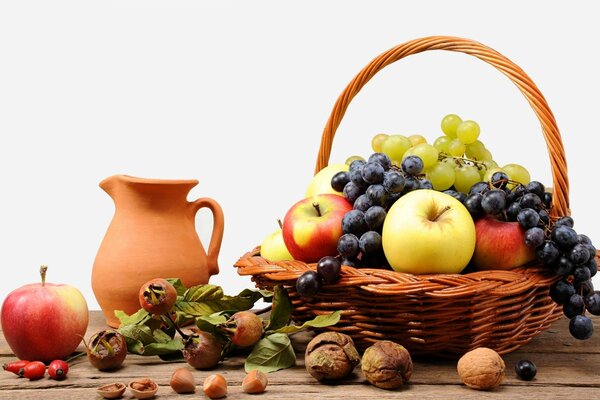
[1,0,599,310]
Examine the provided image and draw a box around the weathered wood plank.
[1,383,599,400]
[1,311,599,397]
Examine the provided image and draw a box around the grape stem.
[439,153,486,168]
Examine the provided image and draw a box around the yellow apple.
[260,225,293,262]
[305,163,349,198]
[382,190,476,274]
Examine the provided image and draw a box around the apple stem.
[312,202,322,217]
[277,219,283,229]
[432,206,451,222]
[40,265,48,287]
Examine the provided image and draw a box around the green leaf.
[196,313,228,333]
[273,311,341,334]
[114,309,151,326]
[166,278,187,296]
[140,339,184,356]
[152,328,173,343]
[244,333,296,373]
[125,339,146,355]
[266,285,291,332]
[175,285,269,317]
[118,324,156,345]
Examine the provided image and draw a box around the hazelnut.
[304,332,360,381]
[361,340,412,389]
[170,367,196,394]
[457,347,505,390]
[203,374,227,399]
[242,369,268,394]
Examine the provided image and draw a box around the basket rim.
[234,247,595,298]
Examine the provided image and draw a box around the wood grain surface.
[1,311,599,399]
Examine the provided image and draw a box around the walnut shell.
[457,347,505,390]
[305,332,360,381]
[361,340,412,389]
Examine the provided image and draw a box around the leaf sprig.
[114,280,340,372]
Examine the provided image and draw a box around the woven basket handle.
[315,36,569,217]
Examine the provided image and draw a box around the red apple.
[282,194,352,263]
[472,216,536,270]
[1,266,89,363]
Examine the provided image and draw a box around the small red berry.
[48,360,69,380]
[23,361,46,380]
[2,360,29,377]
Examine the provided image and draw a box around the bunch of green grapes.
[364,114,531,194]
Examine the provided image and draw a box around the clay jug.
[92,174,224,327]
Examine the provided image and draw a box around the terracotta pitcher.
[92,174,224,327]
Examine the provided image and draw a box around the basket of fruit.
[235,36,599,357]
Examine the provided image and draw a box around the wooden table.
[1,311,599,399]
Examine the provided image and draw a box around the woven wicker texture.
[235,36,584,357]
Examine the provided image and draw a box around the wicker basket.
[235,36,591,357]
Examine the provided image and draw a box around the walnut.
[457,347,505,390]
[305,332,360,381]
[361,340,412,389]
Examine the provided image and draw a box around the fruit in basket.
[457,347,505,390]
[306,163,349,197]
[382,190,476,274]
[260,220,293,262]
[472,216,536,270]
[282,194,352,263]
[361,340,412,389]
[305,332,360,381]
[0,266,89,363]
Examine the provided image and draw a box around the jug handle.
[191,198,224,276]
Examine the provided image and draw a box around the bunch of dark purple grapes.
[459,172,599,340]
[329,153,431,268]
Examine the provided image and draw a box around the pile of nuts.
[96,368,268,399]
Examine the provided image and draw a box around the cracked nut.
[128,378,158,399]
[305,332,360,381]
[361,340,412,389]
[457,347,505,390]
[96,382,126,399]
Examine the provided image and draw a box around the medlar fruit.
[182,329,223,370]
[304,332,360,381]
[86,330,127,371]
[361,340,412,389]
[138,278,177,315]
[221,311,264,348]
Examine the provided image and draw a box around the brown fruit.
[138,278,177,315]
[182,329,223,370]
[457,347,505,390]
[223,311,263,348]
[86,330,127,371]
[361,340,412,389]
[304,332,360,381]
[128,378,158,399]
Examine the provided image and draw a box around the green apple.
[305,163,348,198]
[382,190,476,274]
[260,221,294,262]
